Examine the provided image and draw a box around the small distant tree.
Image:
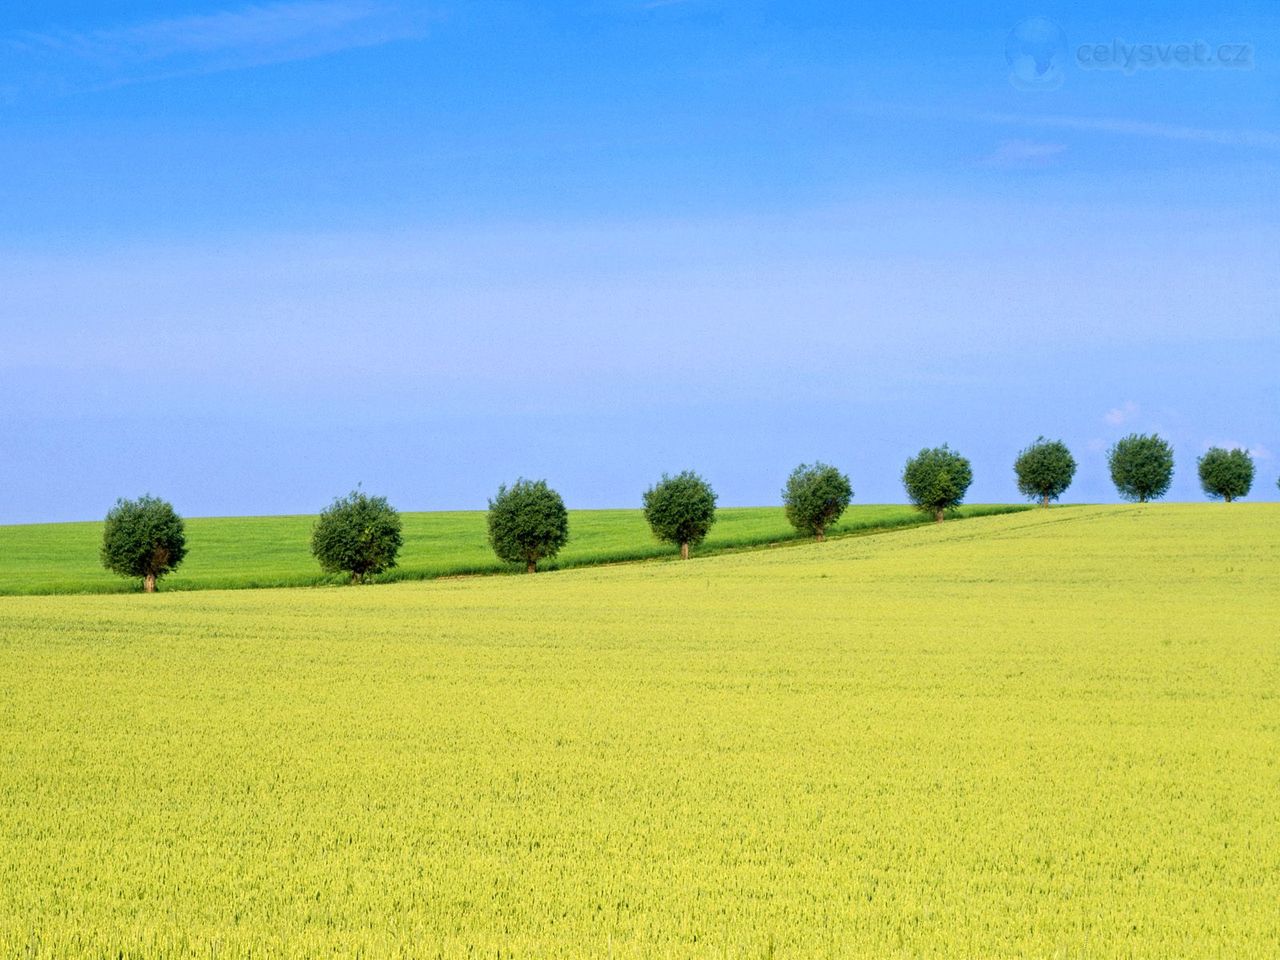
[1014,437,1077,507]
[100,494,187,593]
[782,462,853,540]
[488,479,569,573]
[1108,433,1174,503]
[311,489,403,583]
[1198,447,1254,502]
[642,471,717,559]
[902,445,973,522]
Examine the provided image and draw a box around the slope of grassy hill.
[0,503,1023,595]
[0,503,1276,957]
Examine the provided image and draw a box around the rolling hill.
[0,503,1276,956]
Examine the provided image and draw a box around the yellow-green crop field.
[0,504,1277,957]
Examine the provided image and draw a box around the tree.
[1198,447,1254,502]
[902,445,973,522]
[100,494,187,593]
[642,471,717,559]
[487,479,569,573]
[782,462,853,540]
[311,489,403,583]
[1108,433,1174,503]
[1013,437,1077,507]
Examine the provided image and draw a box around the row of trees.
[100,436,1270,590]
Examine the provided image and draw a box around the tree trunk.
[143,573,157,593]
[1225,495,1233,503]
[526,560,537,574]
[815,528,825,542]
[934,508,944,523]
[1041,493,1050,508]
[680,541,690,560]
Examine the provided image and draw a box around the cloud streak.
[2,1,432,94]
[982,112,1280,150]
[980,139,1066,168]
[1104,401,1140,426]
[1206,440,1273,461]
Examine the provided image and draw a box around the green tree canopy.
[1108,434,1174,503]
[782,462,853,540]
[902,446,973,522]
[642,471,717,559]
[487,479,569,573]
[100,494,188,593]
[311,489,403,583]
[1198,447,1254,502]
[1014,437,1077,506]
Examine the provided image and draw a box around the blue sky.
[1,0,1276,522]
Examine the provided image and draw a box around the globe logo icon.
[1005,17,1068,90]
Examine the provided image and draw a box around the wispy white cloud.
[981,112,1280,150]
[2,1,433,94]
[1104,401,1140,426]
[1206,440,1273,460]
[980,139,1066,168]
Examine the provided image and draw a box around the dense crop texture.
[1197,447,1254,502]
[487,479,569,572]
[1013,437,1077,506]
[782,463,853,540]
[2,505,1278,958]
[642,471,718,559]
[902,445,973,522]
[99,495,187,592]
[310,490,403,583]
[1108,433,1174,503]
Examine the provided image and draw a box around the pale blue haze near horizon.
[1,0,1276,523]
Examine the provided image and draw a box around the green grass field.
[0,503,1276,957]
[0,503,1024,595]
